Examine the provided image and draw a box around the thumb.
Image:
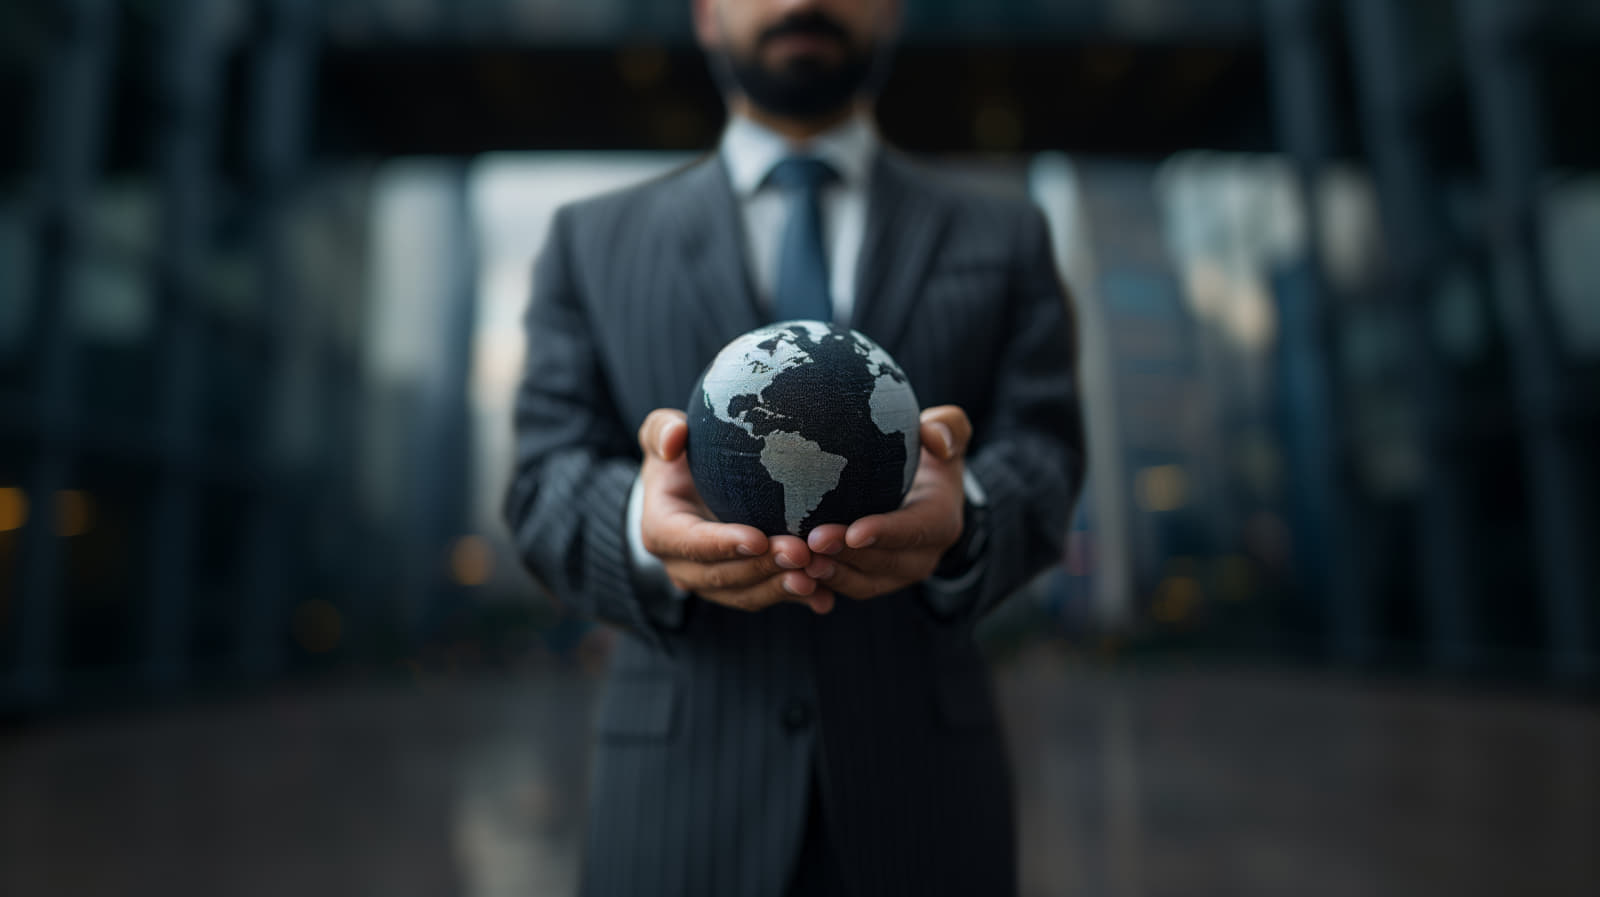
[918,405,972,462]
[638,409,689,462]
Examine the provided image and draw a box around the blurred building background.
[3,1,1599,895]
[4,0,1597,710]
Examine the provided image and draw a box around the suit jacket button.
[782,698,812,732]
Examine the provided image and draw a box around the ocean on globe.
[686,321,921,537]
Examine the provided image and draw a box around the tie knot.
[765,156,838,193]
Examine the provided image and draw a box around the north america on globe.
[686,321,921,536]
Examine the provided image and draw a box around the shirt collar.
[721,112,878,197]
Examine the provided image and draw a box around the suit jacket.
[503,147,1086,897]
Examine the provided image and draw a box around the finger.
[658,517,769,563]
[918,405,972,462]
[844,507,936,551]
[663,551,789,592]
[638,409,689,461]
[707,571,831,613]
[801,590,835,615]
[825,546,933,588]
[768,534,813,570]
[812,558,905,602]
[806,524,848,556]
[781,569,819,597]
[778,572,835,614]
[845,512,956,553]
[803,555,835,580]
[844,486,962,552]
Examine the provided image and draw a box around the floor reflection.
[1,645,1595,897]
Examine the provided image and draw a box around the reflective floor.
[2,643,1596,897]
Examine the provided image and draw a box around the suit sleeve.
[922,204,1087,624]
[501,205,685,649]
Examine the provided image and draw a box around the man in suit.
[502,0,1085,894]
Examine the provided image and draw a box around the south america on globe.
[686,320,921,537]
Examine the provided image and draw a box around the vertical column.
[1262,0,1367,661]
[1460,0,1594,680]
[143,0,226,691]
[1344,0,1478,670]
[411,162,480,642]
[238,0,316,678]
[1028,154,1135,630]
[12,0,115,704]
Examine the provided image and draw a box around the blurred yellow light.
[0,488,27,533]
[56,490,93,537]
[1136,465,1188,512]
[451,535,494,587]
[1152,576,1201,623]
[292,600,342,654]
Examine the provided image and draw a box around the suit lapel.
[655,149,950,400]
[668,156,765,371]
[851,149,952,357]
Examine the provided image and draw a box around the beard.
[712,12,889,120]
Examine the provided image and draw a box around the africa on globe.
[686,321,921,536]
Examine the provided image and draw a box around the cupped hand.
[801,406,971,600]
[637,409,834,614]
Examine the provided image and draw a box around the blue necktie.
[766,156,838,324]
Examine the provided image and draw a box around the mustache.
[757,12,852,50]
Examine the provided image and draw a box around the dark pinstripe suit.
[503,147,1085,897]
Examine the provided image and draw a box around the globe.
[686,320,921,537]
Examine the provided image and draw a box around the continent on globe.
[686,320,921,536]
